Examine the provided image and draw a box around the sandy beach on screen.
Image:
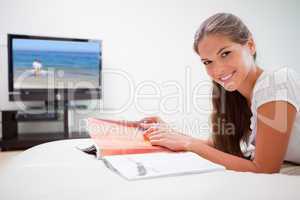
[14,67,99,89]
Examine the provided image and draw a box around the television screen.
[9,35,101,90]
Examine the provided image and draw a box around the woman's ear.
[247,37,256,56]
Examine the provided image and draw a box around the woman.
[140,13,300,173]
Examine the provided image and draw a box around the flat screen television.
[7,34,102,102]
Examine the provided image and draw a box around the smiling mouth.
[219,71,236,82]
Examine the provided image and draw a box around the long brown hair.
[193,13,255,158]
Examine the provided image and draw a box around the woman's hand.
[138,116,166,125]
[137,116,167,131]
[141,122,195,151]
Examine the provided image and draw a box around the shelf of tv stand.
[16,118,63,122]
[0,132,90,151]
[15,111,63,122]
[1,107,90,151]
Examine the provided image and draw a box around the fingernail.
[143,135,149,141]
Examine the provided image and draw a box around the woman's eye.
[203,61,212,65]
[221,51,231,58]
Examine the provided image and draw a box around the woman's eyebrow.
[216,46,230,55]
[201,46,231,61]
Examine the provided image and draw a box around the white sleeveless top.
[241,67,300,164]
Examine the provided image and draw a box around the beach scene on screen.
[12,38,101,89]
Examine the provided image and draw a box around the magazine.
[80,117,225,180]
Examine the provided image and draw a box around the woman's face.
[197,35,256,91]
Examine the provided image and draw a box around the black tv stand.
[16,111,58,121]
[0,100,89,151]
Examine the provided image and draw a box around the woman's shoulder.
[252,67,300,112]
[253,67,299,92]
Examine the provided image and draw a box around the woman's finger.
[147,130,169,141]
[139,116,161,123]
[149,139,165,146]
[148,133,163,140]
[144,130,164,140]
[147,129,166,136]
[142,126,159,136]
[139,122,160,129]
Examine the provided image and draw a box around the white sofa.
[0,139,299,200]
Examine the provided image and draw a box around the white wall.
[0,0,299,136]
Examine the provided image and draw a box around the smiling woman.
[141,13,300,173]
[193,13,259,158]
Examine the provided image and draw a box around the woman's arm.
[201,138,214,147]
[186,139,260,172]
[145,101,297,173]
[189,101,297,173]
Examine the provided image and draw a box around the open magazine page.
[103,152,226,180]
[87,118,170,158]
[81,117,225,180]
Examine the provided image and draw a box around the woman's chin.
[224,87,236,92]
[223,82,237,91]
[216,81,237,91]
